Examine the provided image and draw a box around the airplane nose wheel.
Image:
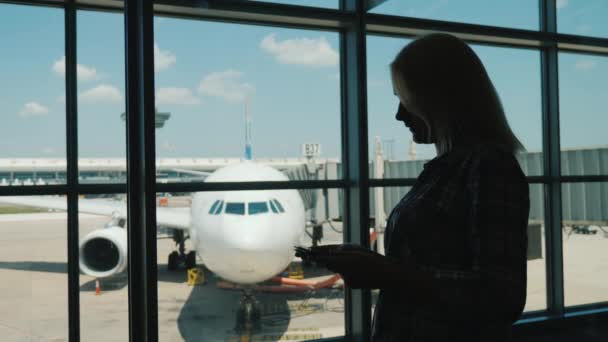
[167,229,196,271]
[235,289,261,333]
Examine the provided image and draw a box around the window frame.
[1,0,608,341]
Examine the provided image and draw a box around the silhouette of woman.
[298,33,530,341]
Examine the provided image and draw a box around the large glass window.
[368,0,539,31]
[153,17,341,182]
[562,182,608,307]
[77,11,126,184]
[5,0,608,340]
[156,188,345,341]
[367,36,542,178]
[559,53,608,176]
[0,196,68,341]
[0,5,66,185]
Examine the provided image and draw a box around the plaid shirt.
[372,144,530,342]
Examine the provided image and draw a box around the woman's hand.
[308,244,398,289]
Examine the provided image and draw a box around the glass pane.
[562,182,608,307]
[559,53,608,176]
[78,10,126,184]
[249,201,270,215]
[526,183,547,312]
[248,0,338,9]
[226,202,246,215]
[368,0,539,31]
[156,188,345,341]
[79,194,128,341]
[367,36,542,178]
[0,196,68,340]
[154,17,341,182]
[0,4,66,185]
[370,183,545,323]
[557,0,608,38]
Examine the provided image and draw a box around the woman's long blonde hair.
[390,33,524,155]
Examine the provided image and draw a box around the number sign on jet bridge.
[302,143,321,158]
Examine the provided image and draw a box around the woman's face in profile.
[393,84,433,144]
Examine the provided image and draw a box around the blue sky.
[0,1,606,162]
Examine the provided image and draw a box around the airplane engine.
[79,226,128,278]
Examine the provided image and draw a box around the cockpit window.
[214,201,224,215]
[248,202,269,215]
[272,199,285,213]
[208,200,220,214]
[269,200,279,214]
[225,202,245,215]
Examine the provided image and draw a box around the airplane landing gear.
[167,229,196,271]
[235,288,262,333]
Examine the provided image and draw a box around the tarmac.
[0,209,606,341]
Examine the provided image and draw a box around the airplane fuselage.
[190,162,306,284]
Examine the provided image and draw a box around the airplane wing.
[171,168,212,178]
[0,196,190,230]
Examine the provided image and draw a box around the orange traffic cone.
[95,279,101,296]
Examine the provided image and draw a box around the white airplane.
[0,161,306,285]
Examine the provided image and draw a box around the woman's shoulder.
[466,144,527,183]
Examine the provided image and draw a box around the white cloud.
[156,87,200,105]
[161,140,176,152]
[80,84,122,104]
[575,59,597,71]
[42,147,56,155]
[557,0,568,10]
[576,24,592,34]
[20,102,49,117]
[155,42,176,72]
[52,56,99,81]
[198,70,254,103]
[260,33,338,67]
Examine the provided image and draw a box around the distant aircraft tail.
[245,97,252,160]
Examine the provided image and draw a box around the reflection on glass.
[153,17,341,182]
[368,0,538,30]
[559,53,608,176]
[79,194,128,341]
[557,0,608,38]
[157,188,345,341]
[0,5,66,185]
[367,36,542,178]
[0,196,68,341]
[370,184,546,319]
[562,182,608,307]
[78,10,126,184]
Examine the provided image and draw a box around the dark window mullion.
[540,0,565,318]
[64,0,80,341]
[124,0,158,341]
[341,0,371,341]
